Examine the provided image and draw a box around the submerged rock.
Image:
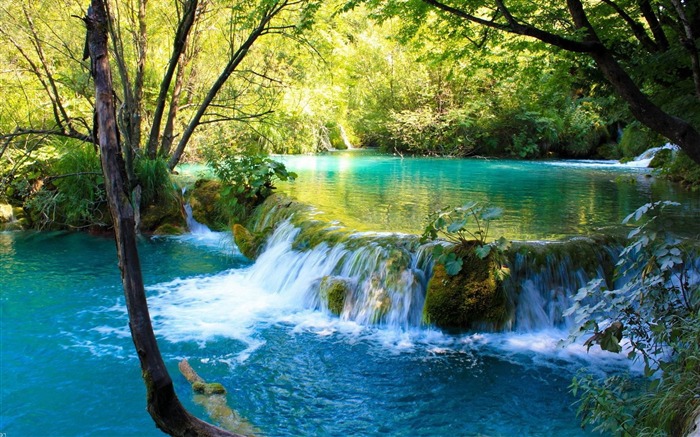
[424,244,510,329]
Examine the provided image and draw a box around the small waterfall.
[246,219,430,329]
[338,124,354,149]
[503,239,617,331]
[625,143,679,168]
[238,196,621,332]
[183,203,213,235]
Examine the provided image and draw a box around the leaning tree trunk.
[85,1,238,435]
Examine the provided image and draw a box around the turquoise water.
[1,230,627,436]
[273,151,700,240]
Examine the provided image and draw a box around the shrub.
[207,153,296,224]
[567,201,700,435]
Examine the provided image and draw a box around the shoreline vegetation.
[2,0,700,434]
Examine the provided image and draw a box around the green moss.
[192,382,227,395]
[424,245,509,329]
[189,179,227,230]
[140,194,185,233]
[319,276,352,315]
[153,223,186,235]
[662,151,700,191]
[233,223,267,259]
[508,237,617,286]
[649,148,673,168]
[619,124,662,159]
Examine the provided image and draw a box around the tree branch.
[420,0,601,53]
[599,0,659,52]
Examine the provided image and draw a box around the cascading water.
[183,203,213,235]
[212,196,621,336]
[625,143,679,168]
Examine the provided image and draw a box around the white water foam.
[143,237,636,375]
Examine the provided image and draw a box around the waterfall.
[183,203,213,235]
[338,124,354,149]
[625,143,679,168]
[235,197,620,333]
[246,219,430,329]
[503,240,617,331]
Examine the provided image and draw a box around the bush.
[567,201,700,435]
[661,151,700,191]
[135,157,172,206]
[207,153,296,224]
[25,142,108,230]
[619,123,663,159]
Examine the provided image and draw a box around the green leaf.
[447,219,466,233]
[474,244,491,259]
[444,253,463,276]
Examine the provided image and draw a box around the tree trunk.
[86,1,238,435]
[146,0,198,159]
[566,0,700,165]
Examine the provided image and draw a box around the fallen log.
[178,359,259,436]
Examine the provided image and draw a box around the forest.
[2,0,700,230]
[2,0,700,436]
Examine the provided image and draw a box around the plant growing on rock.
[567,201,700,435]
[421,201,510,275]
[207,153,297,222]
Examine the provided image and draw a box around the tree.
[1,0,319,214]
[350,0,700,164]
[85,0,238,434]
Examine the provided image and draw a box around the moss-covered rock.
[319,276,352,315]
[192,381,227,395]
[189,179,226,230]
[140,194,185,234]
[233,223,266,259]
[649,147,674,168]
[153,223,186,235]
[424,245,509,329]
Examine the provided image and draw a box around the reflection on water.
[274,151,700,240]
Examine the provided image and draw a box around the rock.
[319,276,352,315]
[0,204,13,223]
[233,223,264,259]
[424,244,510,329]
[140,195,186,234]
[192,382,227,395]
[189,179,225,230]
[153,223,186,235]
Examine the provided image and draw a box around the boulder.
[319,276,352,316]
[424,245,510,329]
[189,179,225,230]
[233,223,264,259]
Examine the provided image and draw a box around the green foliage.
[24,142,107,230]
[661,151,700,191]
[207,152,297,222]
[567,201,700,435]
[619,123,663,160]
[134,157,172,206]
[421,202,510,275]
